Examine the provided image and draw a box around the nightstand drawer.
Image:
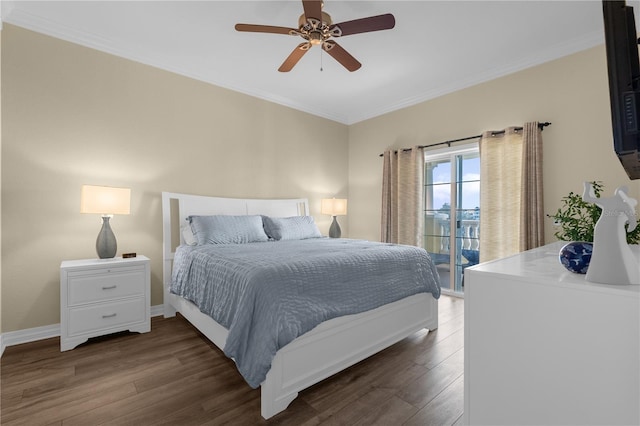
[67,266,146,305]
[67,298,146,336]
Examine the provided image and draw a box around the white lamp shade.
[321,198,347,216]
[80,185,131,215]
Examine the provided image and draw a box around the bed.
[161,192,440,419]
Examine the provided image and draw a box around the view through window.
[424,143,480,295]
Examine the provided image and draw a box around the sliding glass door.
[424,144,480,295]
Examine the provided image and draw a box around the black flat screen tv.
[603,0,640,180]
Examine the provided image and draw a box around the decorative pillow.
[181,222,197,246]
[262,216,322,241]
[187,215,269,245]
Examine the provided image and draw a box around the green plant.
[548,181,640,244]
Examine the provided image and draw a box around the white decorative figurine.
[582,182,639,285]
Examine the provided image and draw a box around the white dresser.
[60,255,151,351]
[464,242,640,425]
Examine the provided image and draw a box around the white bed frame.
[161,192,438,419]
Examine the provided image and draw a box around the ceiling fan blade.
[330,13,395,37]
[322,40,361,72]
[278,43,312,72]
[302,0,323,21]
[235,23,297,35]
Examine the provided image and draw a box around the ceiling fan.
[235,0,395,72]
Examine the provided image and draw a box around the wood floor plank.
[318,388,395,425]
[395,357,463,409]
[351,394,419,426]
[404,374,465,426]
[415,328,464,369]
[102,373,226,426]
[4,356,183,422]
[372,360,429,393]
[198,379,260,415]
[1,295,465,425]
[1,365,76,396]
[3,382,139,426]
[63,362,223,425]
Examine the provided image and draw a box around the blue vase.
[559,241,593,274]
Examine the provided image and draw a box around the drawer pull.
[102,313,117,319]
[102,285,117,290]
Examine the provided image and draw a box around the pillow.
[181,222,197,246]
[262,216,322,241]
[187,215,269,245]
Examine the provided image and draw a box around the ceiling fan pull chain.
[320,48,324,72]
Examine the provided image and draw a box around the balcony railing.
[425,214,479,267]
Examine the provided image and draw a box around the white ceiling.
[1,1,620,124]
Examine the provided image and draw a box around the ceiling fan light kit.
[235,0,395,72]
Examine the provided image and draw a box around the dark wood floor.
[1,295,464,425]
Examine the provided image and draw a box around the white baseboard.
[1,304,165,357]
[150,304,164,318]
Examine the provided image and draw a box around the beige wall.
[1,28,3,340]
[1,25,348,333]
[348,45,640,242]
[3,24,640,334]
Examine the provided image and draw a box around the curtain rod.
[378,122,551,157]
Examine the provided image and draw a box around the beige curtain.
[479,122,544,262]
[381,146,424,246]
[520,122,545,250]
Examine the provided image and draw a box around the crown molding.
[0,0,15,31]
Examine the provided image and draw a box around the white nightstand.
[60,255,151,351]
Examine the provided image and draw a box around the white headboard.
[161,192,309,311]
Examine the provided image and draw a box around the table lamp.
[80,185,131,259]
[321,198,347,238]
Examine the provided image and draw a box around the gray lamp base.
[96,216,117,259]
[329,216,342,238]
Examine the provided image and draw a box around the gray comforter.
[171,238,440,388]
